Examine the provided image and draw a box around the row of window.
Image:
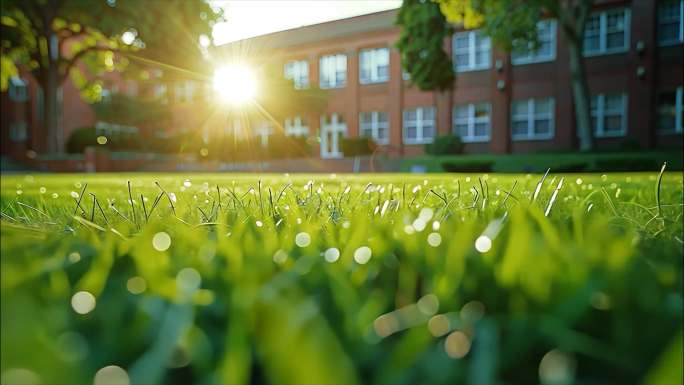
[284,3,683,89]
[275,87,683,145]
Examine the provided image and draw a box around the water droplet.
[96,135,108,145]
[445,331,471,359]
[152,232,171,251]
[353,246,372,264]
[68,252,81,263]
[126,276,146,294]
[324,248,340,263]
[71,291,96,314]
[176,268,201,293]
[539,350,576,385]
[427,232,442,247]
[575,178,583,185]
[94,365,130,385]
[255,220,263,227]
[39,187,46,194]
[70,191,79,199]
[183,179,192,187]
[273,249,288,264]
[295,232,311,247]
[475,235,492,253]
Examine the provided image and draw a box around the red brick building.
[2,0,682,162]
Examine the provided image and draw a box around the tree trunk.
[44,64,61,153]
[566,34,594,151]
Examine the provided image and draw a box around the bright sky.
[211,0,402,46]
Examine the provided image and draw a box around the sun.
[212,64,257,105]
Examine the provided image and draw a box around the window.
[659,0,684,46]
[454,103,491,142]
[175,81,195,103]
[658,87,683,134]
[153,83,168,104]
[255,121,273,147]
[319,54,347,89]
[453,30,491,72]
[403,107,436,144]
[511,98,555,140]
[359,111,389,145]
[9,77,28,102]
[284,60,309,89]
[284,116,309,137]
[9,122,27,142]
[359,48,389,84]
[591,93,628,137]
[584,9,630,56]
[512,20,557,64]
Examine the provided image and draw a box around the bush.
[425,135,463,155]
[341,137,377,157]
[442,161,493,173]
[267,134,311,159]
[66,126,140,153]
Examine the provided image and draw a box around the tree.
[438,0,595,151]
[395,0,455,91]
[0,0,222,153]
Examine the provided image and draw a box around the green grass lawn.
[1,170,682,385]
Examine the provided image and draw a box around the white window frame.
[284,116,309,137]
[9,77,29,102]
[591,93,628,137]
[453,103,491,143]
[403,107,436,145]
[320,113,347,158]
[319,53,347,89]
[658,86,683,134]
[583,8,631,56]
[511,98,555,141]
[154,83,168,104]
[284,60,309,89]
[359,111,389,145]
[658,0,684,46]
[453,30,491,72]
[255,121,273,148]
[174,80,195,103]
[359,48,390,84]
[512,20,557,65]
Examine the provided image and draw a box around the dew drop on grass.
[404,225,415,235]
[538,350,576,385]
[417,294,439,315]
[295,232,311,247]
[39,187,46,194]
[255,220,263,227]
[70,191,79,199]
[432,221,441,231]
[324,248,340,263]
[93,365,130,385]
[353,246,372,264]
[68,252,81,263]
[152,232,171,251]
[71,291,96,314]
[183,179,192,187]
[475,235,492,253]
[52,193,59,199]
[273,249,288,264]
[176,268,201,293]
[427,232,442,247]
[445,331,471,359]
[126,276,147,294]
[16,190,22,195]
[575,178,583,185]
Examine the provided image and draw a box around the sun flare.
[212,64,257,105]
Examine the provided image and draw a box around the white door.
[320,113,346,158]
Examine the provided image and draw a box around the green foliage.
[341,137,377,157]
[0,171,682,384]
[92,93,170,127]
[66,126,140,153]
[395,0,455,91]
[425,134,463,155]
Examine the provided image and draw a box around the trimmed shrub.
[341,137,377,157]
[442,161,493,173]
[425,135,463,155]
[66,126,140,153]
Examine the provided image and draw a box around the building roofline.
[214,8,399,51]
